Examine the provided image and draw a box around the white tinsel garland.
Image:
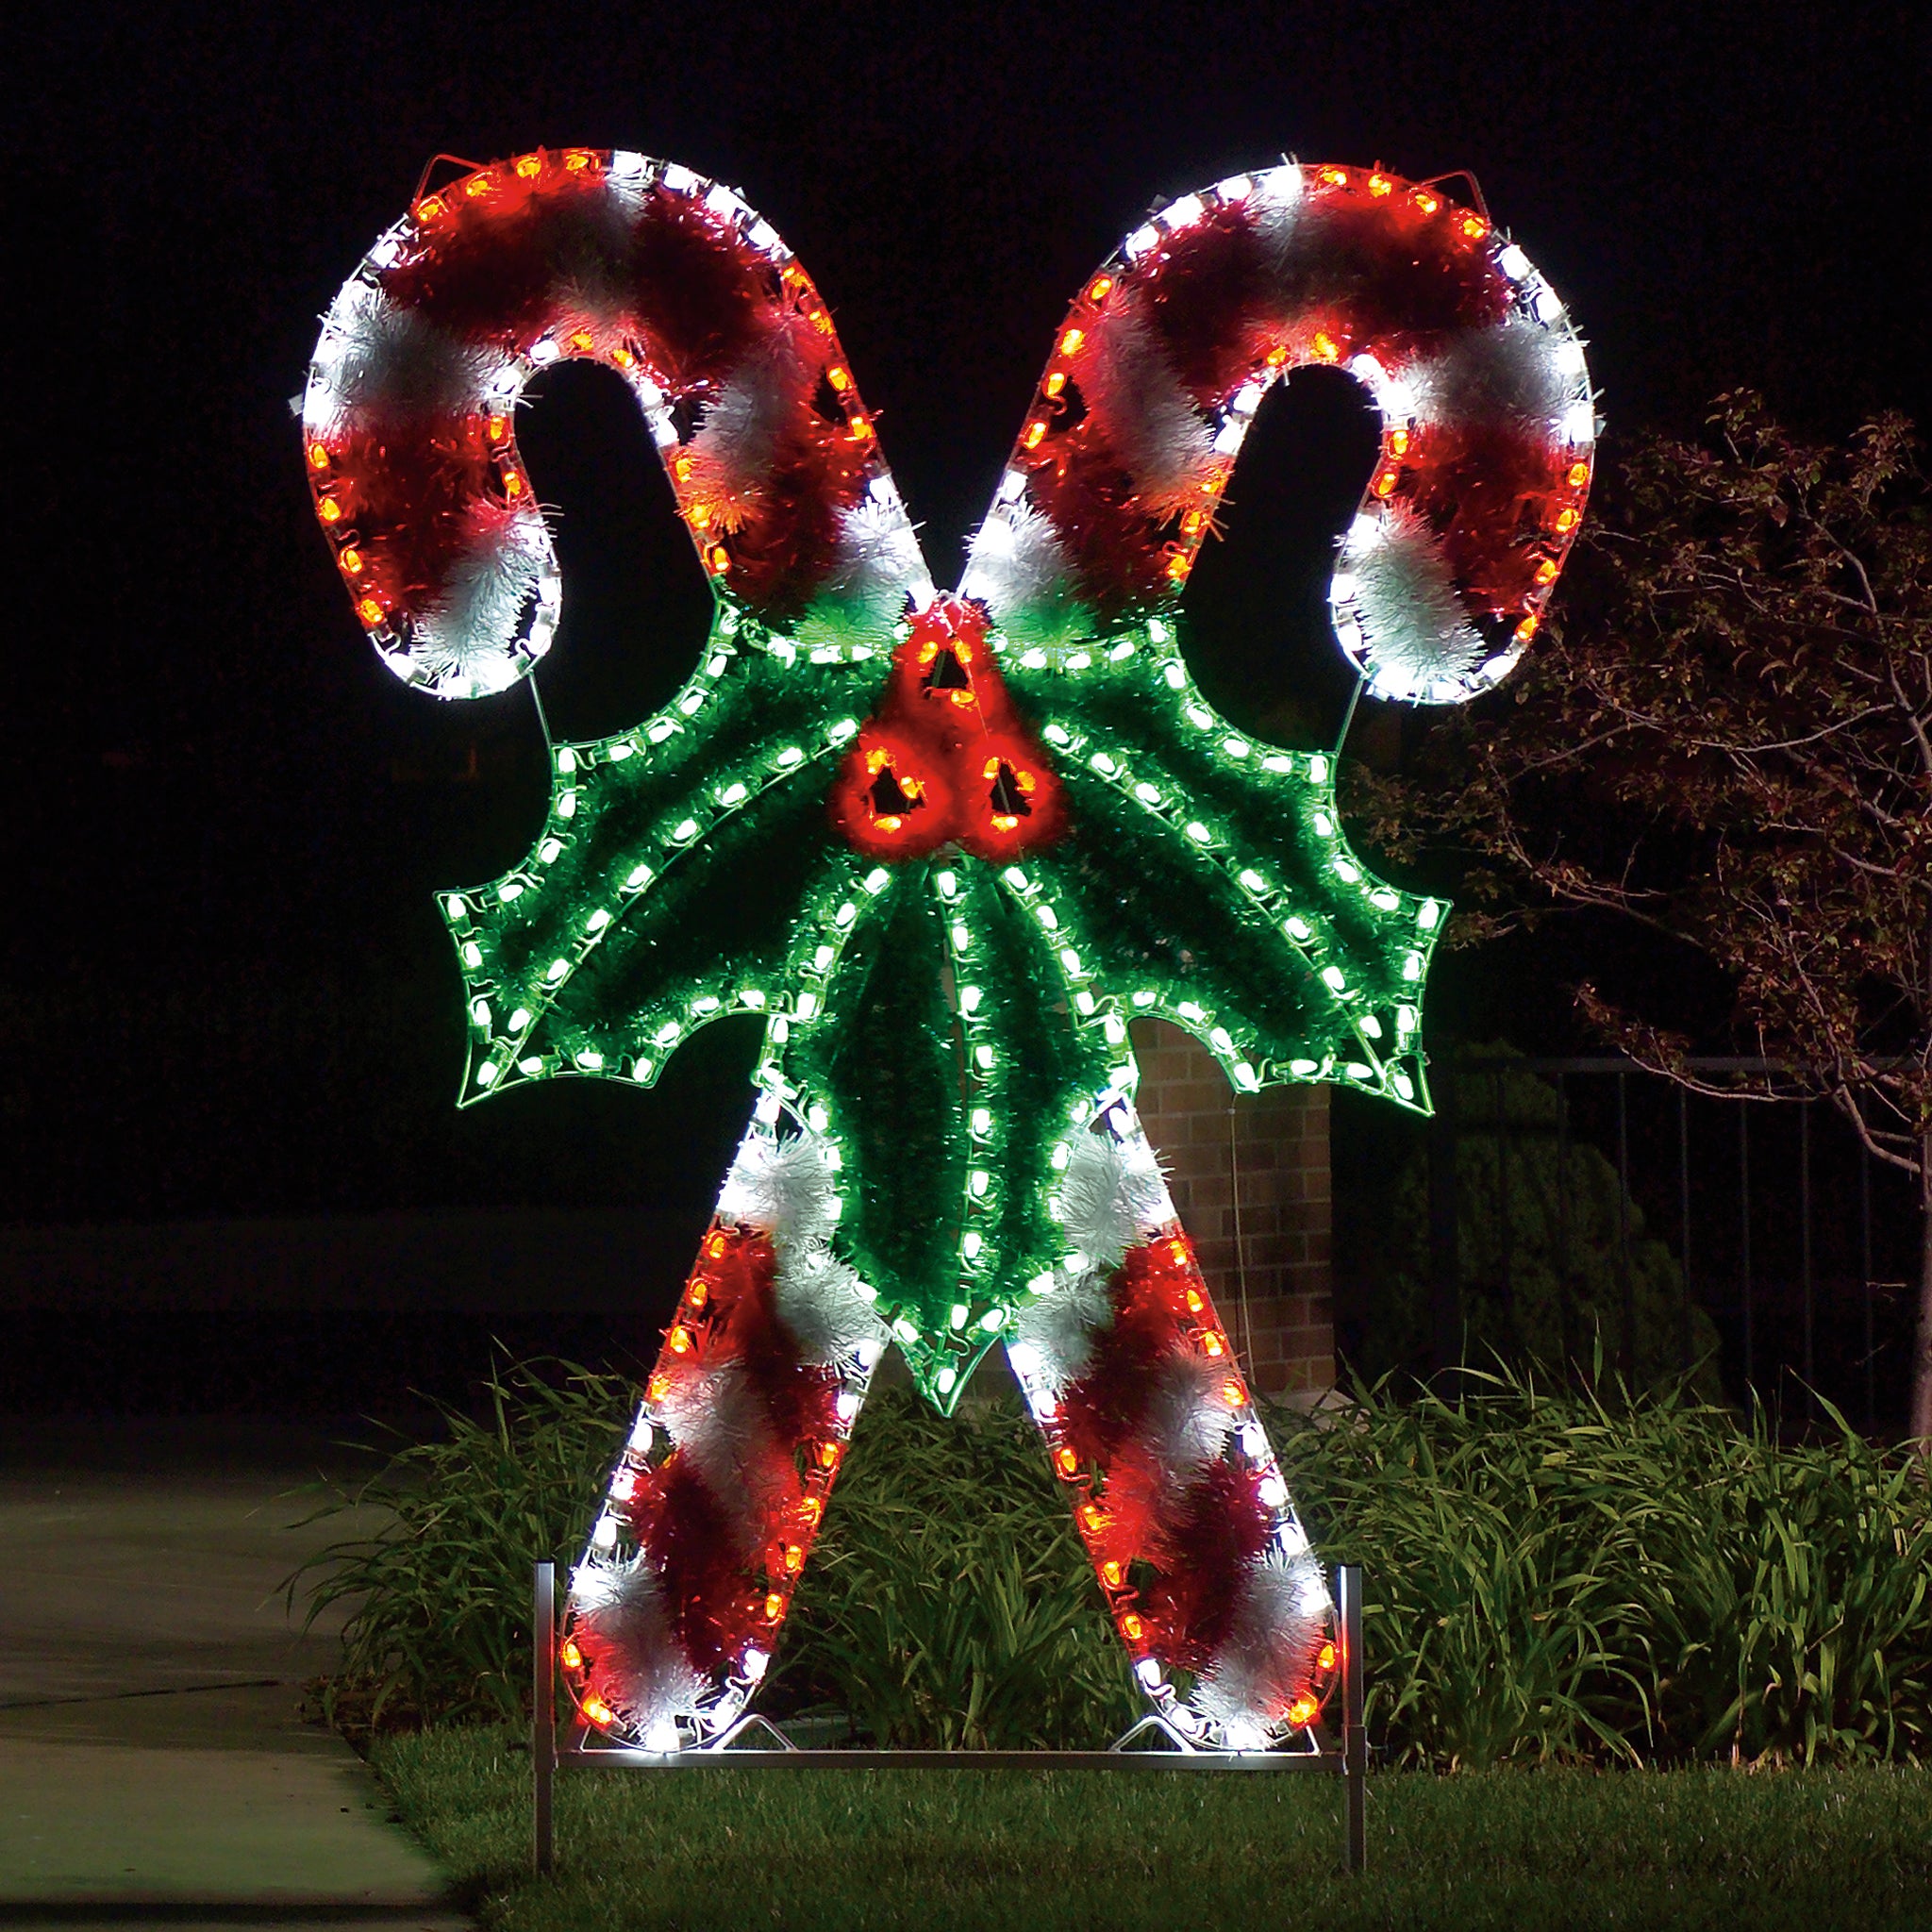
[305,278,517,433]
[568,1549,706,1737]
[1335,500,1487,700]
[1081,294,1219,518]
[1189,1548,1332,1731]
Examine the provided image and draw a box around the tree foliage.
[1350,396,1932,1442]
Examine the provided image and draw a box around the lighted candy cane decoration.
[965,162,1594,696]
[301,149,929,695]
[304,151,1591,1755]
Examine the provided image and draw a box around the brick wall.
[1130,1020,1335,1403]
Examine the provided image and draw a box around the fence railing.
[1336,1055,1923,1434]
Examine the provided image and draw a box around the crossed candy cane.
[303,150,1592,1753]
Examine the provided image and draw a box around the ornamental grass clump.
[291,1361,629,1735]
[769,1389,1138,1748]
[1276,1370,1932,1767]
[291,1357,1931,1763]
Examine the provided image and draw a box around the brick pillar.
[1130,1019,1335,1404]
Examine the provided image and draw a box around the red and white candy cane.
[975,160,1593,1747]
[569,1124,888,1751]
[1006,1100,1337,1749]
[302,150,914,1749]
[962,160,1594,701]
[300,148,929,698]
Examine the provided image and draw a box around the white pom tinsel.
[1081,296,1219,518]
[681,326,815,530]
[654,1360,786,1535]
[1408,318,1575,436]
[1336,501,1487,702]
[1054,1134,1171,1274]
[1189,1549,1332,1730]
[774,1246,887,1367]
[400,504,552,697]
[796,497,929,646]
[1008,1267,1114,1395]
[304,279,514,436]
[1141,1351,1238,1482]
[1248,163,1307,279]
[569,1551,706,1730]
[716,1128,841,1247]
[959,501,1089,644]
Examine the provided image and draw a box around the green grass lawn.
[375,1724,1932,1931]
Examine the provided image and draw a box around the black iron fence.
[1334,1054,1924,1434]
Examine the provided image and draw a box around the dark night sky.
[8,1,1928,1231]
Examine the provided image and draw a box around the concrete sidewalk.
[0,1420,462,1928]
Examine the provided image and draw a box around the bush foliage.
[291,1358,1931,1764]
[1339,1050,1724,1391]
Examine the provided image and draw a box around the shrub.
[289,1360,628,1734]
[1279,1371,1932,1766]
[1338,1051,1723,1391]
[769,1389,1137,1748]
[291,1358,1931,1764]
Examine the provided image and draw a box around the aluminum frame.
[531,1559,1369,1876]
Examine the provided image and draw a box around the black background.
[4,3,1925,1406]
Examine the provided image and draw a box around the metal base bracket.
[532,1560,1369,1877]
